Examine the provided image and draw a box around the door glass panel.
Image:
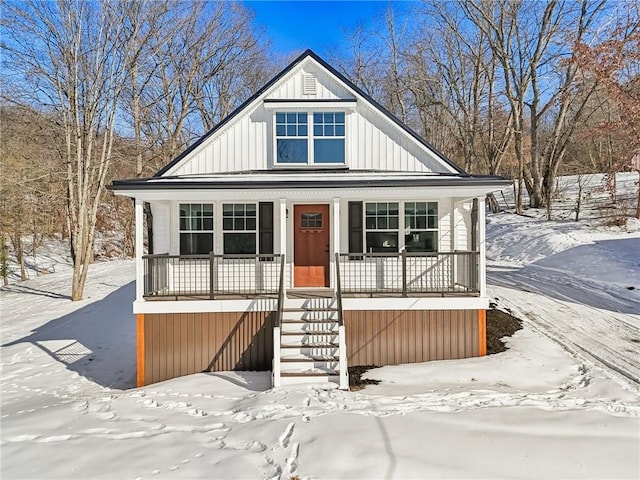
[301,212,323,228]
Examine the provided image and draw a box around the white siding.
[454,199,474,251]
[164,56,457,176]
[265,63,353,100]
[151,202,171,254]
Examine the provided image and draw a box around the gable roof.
[155,49,467,178]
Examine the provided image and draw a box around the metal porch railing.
[336,251,479,296]
[143,253,283,299]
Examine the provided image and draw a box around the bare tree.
[4,0,134,300]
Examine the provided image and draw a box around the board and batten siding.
[344,309,483,367]
[138,312,274,386]
[166,60,454,176]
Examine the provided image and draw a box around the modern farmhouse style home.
[110,50,510,389]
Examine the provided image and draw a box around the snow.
[2,173,640,479]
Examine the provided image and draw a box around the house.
[109,50,511,389]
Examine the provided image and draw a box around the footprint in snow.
[278,422,295,448]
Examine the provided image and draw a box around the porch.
[142,251,480,299]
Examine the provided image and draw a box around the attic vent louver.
[302,73,317,95]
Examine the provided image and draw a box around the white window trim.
[404,201,439,253]
[273,111,348,167]
[177,202,214,256]
[221,202,258,255]
[361,201,440,254]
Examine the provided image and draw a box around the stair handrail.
[273,254,285,388]
[335,253,348,390]
[276,254,285,328]
[334,252,344,328]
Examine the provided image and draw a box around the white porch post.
[279,198,287,290]
[135,198,144,301]
[477,196,487,297]
[332,197,340,261]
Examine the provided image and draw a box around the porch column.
[477,196,487,297]
[332,198,340,256]
[332,198,340,288]
[135,198,144,301]
[279,198,287,256]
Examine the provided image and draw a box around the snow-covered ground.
[1,173,639,479]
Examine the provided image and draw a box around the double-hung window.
[365,202,399,253]
[179,203,213,255]
[275,113,308,164]
[404,202,438,252]
[223,203,257,254]
[313,112,345,163]
[275,112,345,165]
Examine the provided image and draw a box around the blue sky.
[245,1,415,57]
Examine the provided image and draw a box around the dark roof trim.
[109,176,511,191]
[154,49,466,178]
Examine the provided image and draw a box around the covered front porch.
[133,190,486,303]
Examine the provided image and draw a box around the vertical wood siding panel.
[144,316,153,384]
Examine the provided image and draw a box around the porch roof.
[109,169,511,192]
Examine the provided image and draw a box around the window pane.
[276,112,285,123]
[388,203,399,215]
[298,125,307,136]
[389,217,398,229]
[223,218,233,230]
[180,233,213,255]
[366,217,376,229]
[405,231,437,252]
[276,125,286,136]
[335,125,345,136]
[224,233,256,254]
[416,202,427,215]
[191,218,201,230]
[298,113,307,123]
[416,217,427,229]
[246,204,256,215]
[223,204,233,215]
[180,218,187,230]
[428,203,438,215]
[314,125,323,136]
[234,218,244,230]
[378,217,387,229]
[287,112,296,122]
[313,112,322,123]
[287,125,296,136]
[179,204,188,216]
[203,218,213,230]
[277,139,308,163]
[325,125,334,136]
[324,112,333,122]
[203,204,213,215]
[335,112,345,123]
[366,232,398,253]
[246,218,256,230]
[314,139,345,163]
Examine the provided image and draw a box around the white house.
[109,50,511,389]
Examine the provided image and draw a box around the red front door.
[293,204,330,287]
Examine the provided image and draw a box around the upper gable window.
[275,112,345,165]
[276,113,308,164]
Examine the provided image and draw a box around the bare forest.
[1,0,639,299]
